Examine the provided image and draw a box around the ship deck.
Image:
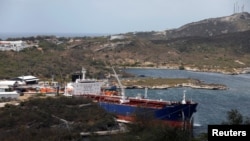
[77,94,195,109]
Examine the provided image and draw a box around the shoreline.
[121,78,228,90]
[121,66,250,75]
[123,83,227,90]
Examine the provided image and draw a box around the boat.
[64,67,198,129]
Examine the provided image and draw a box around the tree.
[222,109,250,125]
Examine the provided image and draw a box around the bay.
[123,68,250,135]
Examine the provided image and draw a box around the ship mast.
[181,90,186,104]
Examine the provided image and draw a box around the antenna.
[234,3,236,13]
[236,2,239,13]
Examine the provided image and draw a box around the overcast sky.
[0,0,249,35]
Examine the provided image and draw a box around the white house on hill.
[0,40,31,51]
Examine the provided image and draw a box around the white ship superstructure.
[64,67,105,96]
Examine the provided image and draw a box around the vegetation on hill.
[0,12,250,80]
[0,96,118,141]
[150,30,250,71]
[1,30,249,81]
[0,38,110,81]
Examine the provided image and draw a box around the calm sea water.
[123,68,250,135]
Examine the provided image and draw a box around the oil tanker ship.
[64,67,198,129]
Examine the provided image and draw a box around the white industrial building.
[0,40,30,51]
[0,75,39,100]
[0,80,20,99]
[10,75,39,85]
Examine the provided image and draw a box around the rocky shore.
[121,78,227,90]
[123,66,250,75]
[123,83,227,90]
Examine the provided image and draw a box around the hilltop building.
[0,40,35,51]
[110,35,126,40]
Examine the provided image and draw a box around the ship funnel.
[181,90,186,104]
[81,67,86,80]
